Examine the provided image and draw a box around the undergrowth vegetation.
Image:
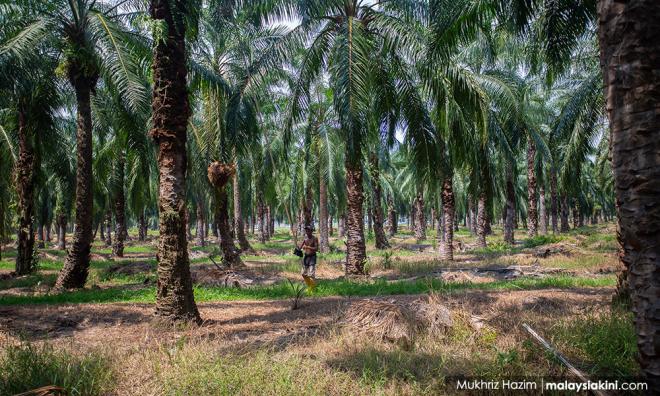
[0,343,114,395]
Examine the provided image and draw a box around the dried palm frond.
[342,295,454,349]
[207,161,236,188]
[343,300,421,349]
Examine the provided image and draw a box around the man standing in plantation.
[300,225,319,288]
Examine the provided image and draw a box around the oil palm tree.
[2,0,148,287]
[498,0,659,380]
[278,0,448,274]
[149,0,200,322]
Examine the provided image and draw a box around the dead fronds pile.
[342,295,456,349]
[343,300,421,349]
[192,268,253,288]
[411,293,454,333]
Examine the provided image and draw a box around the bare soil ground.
[0,287,611,352]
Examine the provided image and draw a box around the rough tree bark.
[267,206,274,238]
[196,201,206,247]
[414,191,426,241]
[56,213,67,250]
[215,188,242,267]
[467,197,477,235]
[439,177,455,261]
[369,153,389,249]
[550,165,559,234]
[148,0,200,322]
[112,154,126,257]
[527,138,538,237]
[104,210,112,247]
[55,64,98,289]
[15,109,36,275]
[257,192,267,243]
[233,172,252,252]
[37,216,45,248]
[598,0,660,384]
[504,162,516,245]
[539,183,547,235]
[560,195,570,232]
[208,162,242,268]
[387,195,397,237]
[476,192,487,248]
[345,161,366,275]
[138,212,147,241]
[338,214,346,237]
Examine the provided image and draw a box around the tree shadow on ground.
[0,304,154,341]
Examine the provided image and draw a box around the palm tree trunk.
[338,214,346,237]
[345,160,366,275]
[440,177,455,261]
[56,71,97,289]
[148,0,199,322]
[46,221,51,242]
[504,162,515,245]
[303,183,313,229]
[476,192,487,248]
[367,208,373,235]
[37,224,45,249]
[196,201,206,247]
[215,188,242,267]
[15,109,36,275]
[410,200,416,231]
[369,154,389,249]
[186,207,192,241]
[104,210,112,247]
[598,0,660,384]
[267,206,274,237]
[466,197,475,235]
[414,192,426,241]
[138,212,147,241]
[387,195,397,237]
[319,171,330,253]
[233,172,252,252]
[112,155,126,257]
[539,183,547,235]
[527,138,538,237]
[560,195,570,232]
[257,192,267,243]
[56,213,67,250]
[550,165,559,234]
[213,208,221,242]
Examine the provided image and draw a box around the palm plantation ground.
[0,222,637,394]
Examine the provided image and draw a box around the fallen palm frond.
[412,293,454,332]
[343,300,421,349]
[342,294,454,350]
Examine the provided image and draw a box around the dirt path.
[0,287,612,351]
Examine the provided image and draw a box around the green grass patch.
[0,343,114,396]
[522,234,563,248]
[158,347,361,395]
[0,275,615,306]
[0,273,57,291]
[551,308,638,377]
[0,259,62,271]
